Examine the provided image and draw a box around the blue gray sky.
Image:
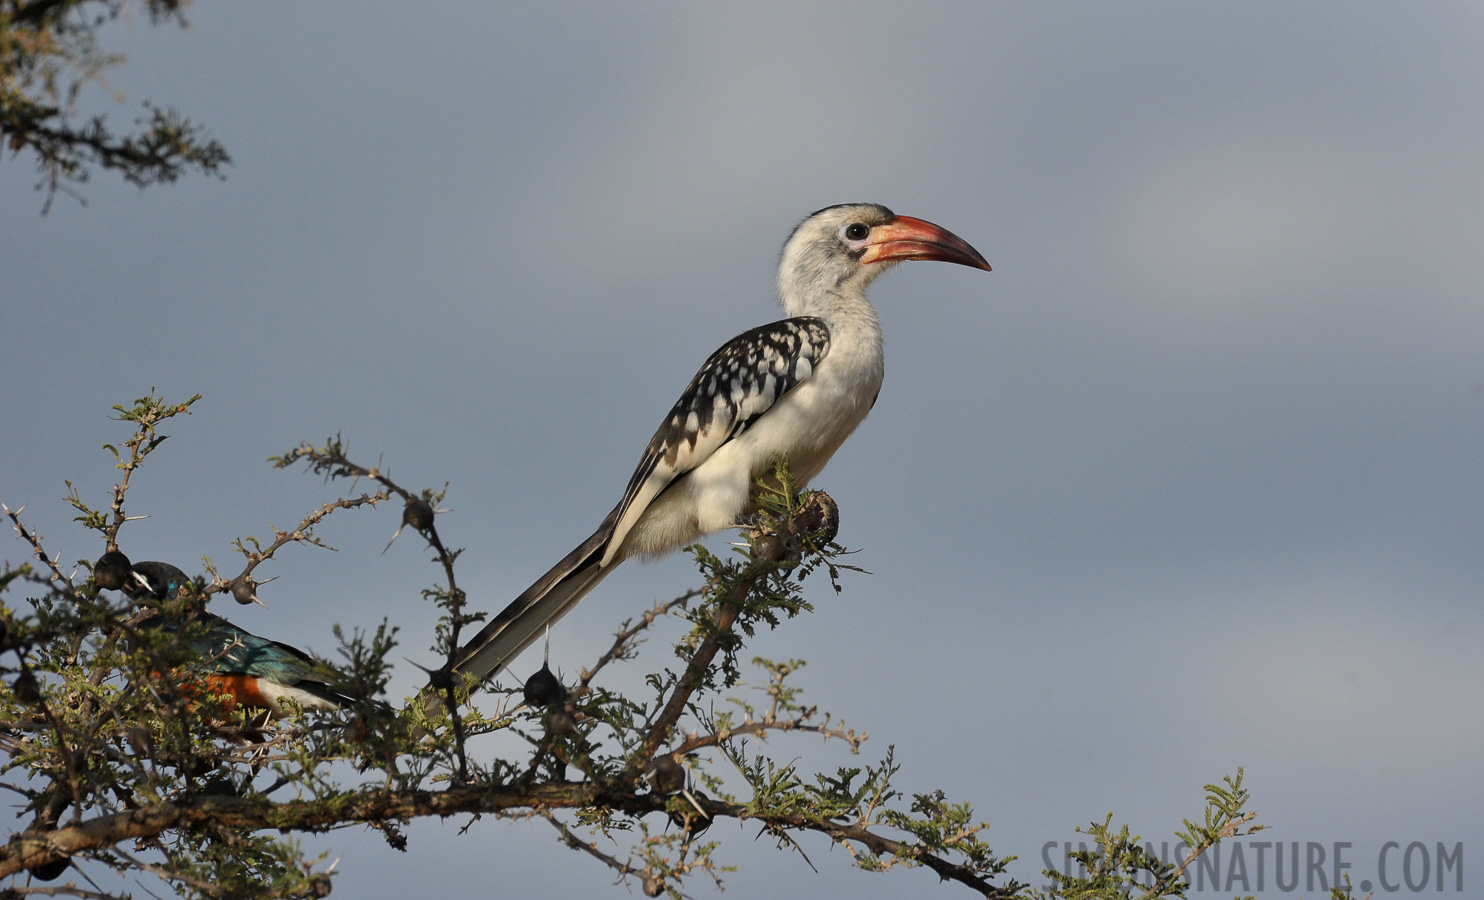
[2,3,1481,897]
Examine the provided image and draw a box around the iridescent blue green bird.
[94,551,347,717]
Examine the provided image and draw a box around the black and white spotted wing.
[600,316,831,563]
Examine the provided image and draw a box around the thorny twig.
[671,713,864,757]
[540,810,642,881]
[4,504,75,593]
[209,493,391,601]
[104,395,202,550]
[579,591,700,690]
[274,440,472,782]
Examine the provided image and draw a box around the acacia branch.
[0,784,1007,896]
[628,490,837,773]
[579,591,700,689]
[103,394,201,548]
[3,504,73,591]
[1143,810,1258,898]
[208,491,391,599]
[0,883,120,899]
[671,712,862,757]
[540,810,641,881]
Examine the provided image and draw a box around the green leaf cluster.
[1,0,229,211]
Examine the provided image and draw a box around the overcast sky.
[2,3,1481,898]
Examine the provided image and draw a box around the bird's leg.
[732,511,768,530]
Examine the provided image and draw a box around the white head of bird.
[777,203,992,321]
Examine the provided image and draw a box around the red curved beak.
[860,215,992,271]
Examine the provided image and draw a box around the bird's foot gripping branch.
[0,394,1275,900]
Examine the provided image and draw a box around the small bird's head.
[778,203,991,313]
[93,550,134,593]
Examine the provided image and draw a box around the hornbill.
[94,551,348,717]
[449,203,992,687]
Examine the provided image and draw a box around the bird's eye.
[842,223,870,242]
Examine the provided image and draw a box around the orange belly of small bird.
[199,674,271,714]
